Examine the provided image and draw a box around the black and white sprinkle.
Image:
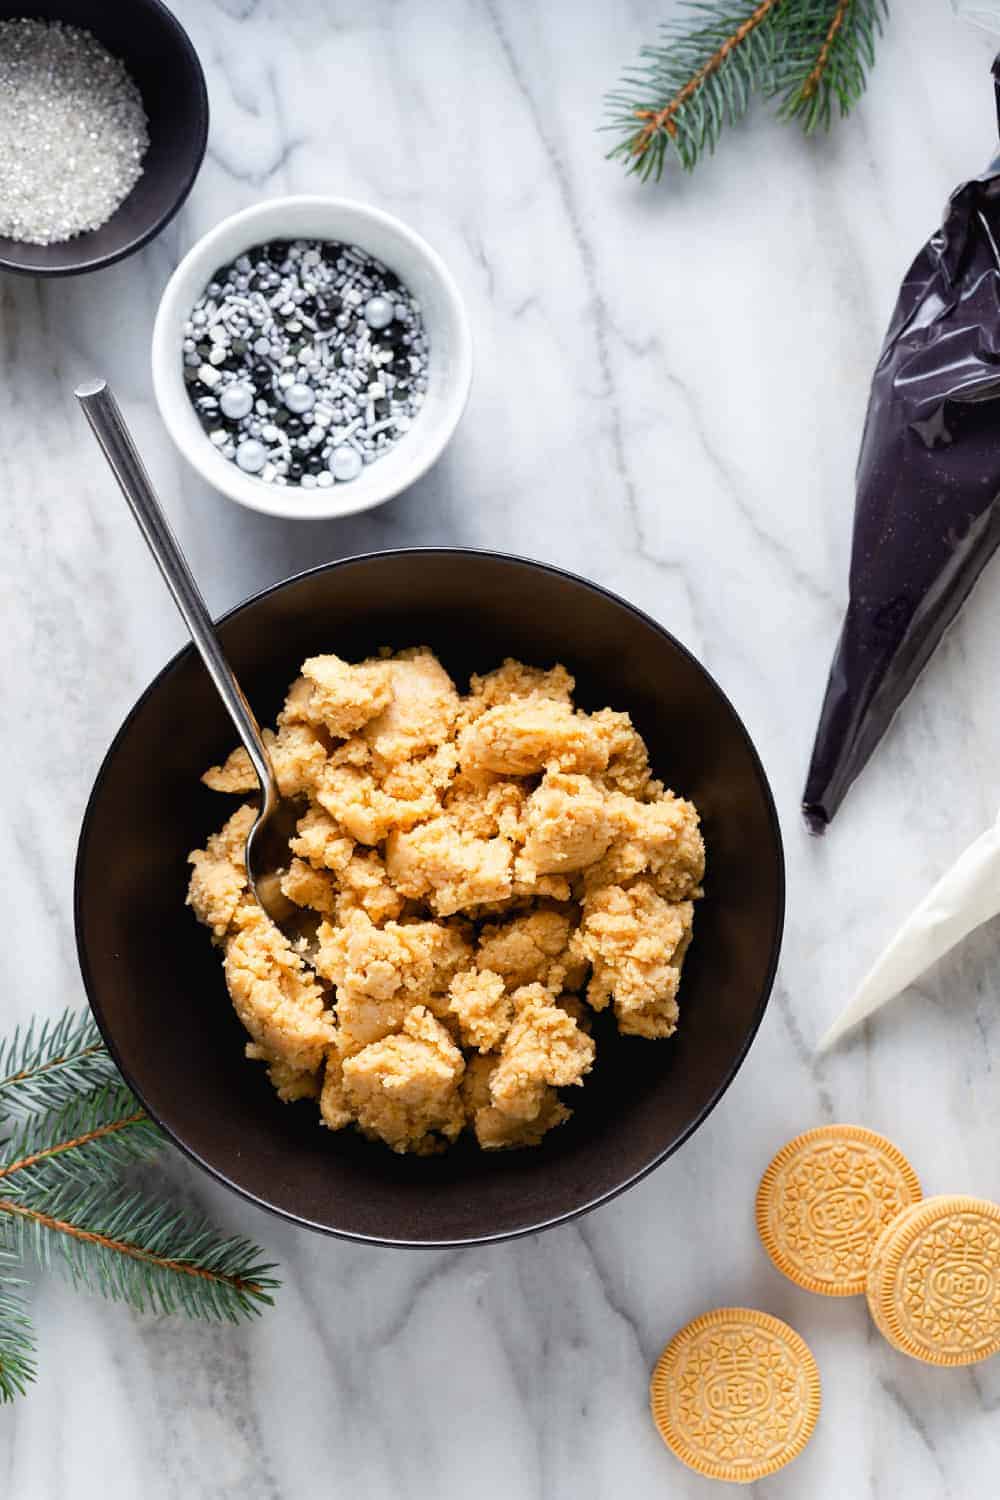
[182,238,429,489]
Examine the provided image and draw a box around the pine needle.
[0,1008,117,1120]
[0,1239,36,1404]
[605,0,887,180]
[776,0,886,133]
[3,1185,279,1323]
[0,1008,281,1398]
[0,1083,163,1193]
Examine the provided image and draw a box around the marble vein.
[3,1,1000,1496]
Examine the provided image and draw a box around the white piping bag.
[819,810,1000,1051]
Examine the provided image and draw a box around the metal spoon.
[76,379,312,950]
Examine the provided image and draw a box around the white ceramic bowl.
[151,196,472,520]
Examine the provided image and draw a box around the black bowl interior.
[0,0,208,276]
[76,552,784,1245]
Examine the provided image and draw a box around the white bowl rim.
[151,194,473,520]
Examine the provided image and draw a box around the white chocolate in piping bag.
[819,810,1000,1051]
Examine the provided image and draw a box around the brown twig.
[631,0,782,155]
[0,1113,147,1182]
[800,0,850,100]
[0,1197,262,1294]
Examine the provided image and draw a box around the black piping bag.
[804,58,1000,832]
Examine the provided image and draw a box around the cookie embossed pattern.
[649,1308,821,1484]
[866,1196,1000,1366]
[756,1125,923,1296]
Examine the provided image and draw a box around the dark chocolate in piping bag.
[804,57,1000,832]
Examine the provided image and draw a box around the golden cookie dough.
[187,648,704,1154]
[572,882,694,1039]
[340,1004,466,1155]
[448,969,512,1053]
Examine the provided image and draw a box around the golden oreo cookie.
[649,1307,821,1485]
[864,1199,927,1348]
[866,1195,1000,1366]
[756,1125,922,1297]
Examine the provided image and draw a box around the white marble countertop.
[5,0,1000,1493]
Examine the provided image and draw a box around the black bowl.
[75,551,784,1246]
[0,0,208,277]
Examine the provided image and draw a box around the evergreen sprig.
[0,1008,117,1120]
[0,1007,280,1403]
[605,0,887,181]
[0,1241,36,1403]
[0,1082,163,1193]
[8,1181,279,1323]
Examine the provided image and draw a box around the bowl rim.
[150,195,474,521]
[0,0,209,278]
[74,547,785,1248]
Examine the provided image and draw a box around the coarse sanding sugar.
[0,19,149,246]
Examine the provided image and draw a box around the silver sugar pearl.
[283,381,315,414]
[329,445,363,482]
[364,295,395,330]
[236,439,267,474]
[220,381,254,420]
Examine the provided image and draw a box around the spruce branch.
[0,1008,117,1120]
[0,1241,36,1404]
[605,0,887,181]
[4,1183,279,1324]
[0,1007,281,1399]
[776,0,885,133]
[0,1083,163,1195]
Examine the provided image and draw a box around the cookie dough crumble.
[188,651,705,1154]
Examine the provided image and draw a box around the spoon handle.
[75,379,277,811]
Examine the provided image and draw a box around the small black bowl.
[75,551,784,1247]
[0,0,208,276]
